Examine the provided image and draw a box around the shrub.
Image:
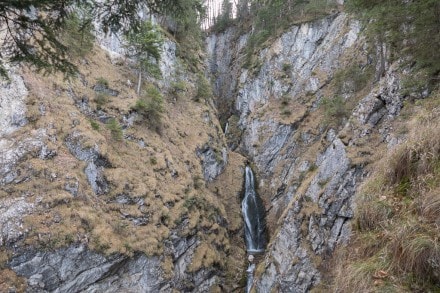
[282,63,292,73]
[106,118,123,141]
[194,74,213,102]
[170,80,187,100]
[281,109,292,117]
[90,120,100,130]
[94,92,110,110]
[332,64,374,93]
[132,85,164,130]
[192,175,204,190]
[60,12,94,58]
[320,96,348,125]
[96,77,109,88]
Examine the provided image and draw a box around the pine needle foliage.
[133,85,165,131]
[347,0,440,88]
[125,21,164,79]
[0,0,204,77]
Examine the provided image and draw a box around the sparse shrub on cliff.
[320,96,348,126]
[60,11,94,58]
[132,85,164,131]
[170,80,187,100]
[106,118,123,141]
[243,0,338,71]
[94,92,110,110]
[96,77,109,88]
[332,64,374,93]
[194,74,213,102]
[90,120,100,130]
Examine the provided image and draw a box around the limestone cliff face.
[207,12,409,292]
[0,32,244,292]
[0,7,419,293]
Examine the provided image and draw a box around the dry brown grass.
[0,269,26,293]
[389,221,440,284]
[329,91,440,292]
[0,39,243,292]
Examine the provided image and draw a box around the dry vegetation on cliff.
[0,36,245,290]
[328,91,440,292]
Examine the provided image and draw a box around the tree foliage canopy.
[0,0,205,76]
[347,0,440,83]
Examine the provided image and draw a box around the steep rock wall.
[0,32,243,291]
[207,12,407,291]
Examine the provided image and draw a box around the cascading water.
[242,166,266,253]
[242,166,266,293]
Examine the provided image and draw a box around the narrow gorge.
[1,0,439,292]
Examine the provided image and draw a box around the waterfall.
[242,166,266,253]
[246,263,256,293]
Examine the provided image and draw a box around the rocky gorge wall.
[0,29,246,291]
[207,11,410,291]
[0,6,423,293]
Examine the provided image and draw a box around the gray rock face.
[0,197,34,247]
[0,66,28,137]
[65,132,110,195]
[207,11,406,292]
[0,132,46,185]
[9,236,219,293]
[197,145,228,182]
[0,67,49,184]
[9,245,166,293]
[207,14,360,125]
[206,28,249,120]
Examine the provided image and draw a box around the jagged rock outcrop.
[8,239,219,293]
[207,11,407,291]
[0,28,237,291]
[1,3,415,292]
[0,66,28,137]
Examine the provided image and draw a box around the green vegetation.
[170,80,187,100]
[332,64,374,94]
[132,85,165,130]
[96,77,109,88]
[320,96,348,126]
[60,12,95,58]
[169,0,206,69]
[0,1,153,76]
[194,74,213,102]
[282,63,292,74]
[90,120,100,130]
[192,175,204,189]
[347,0,440,91]
[125,21,163,91]
[94,93,110,110]
[106,118,123,141]
[0,0,206,77]
[211,0,234,32]
[240,0,338,69]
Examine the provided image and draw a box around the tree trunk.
[137,70,142,95]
